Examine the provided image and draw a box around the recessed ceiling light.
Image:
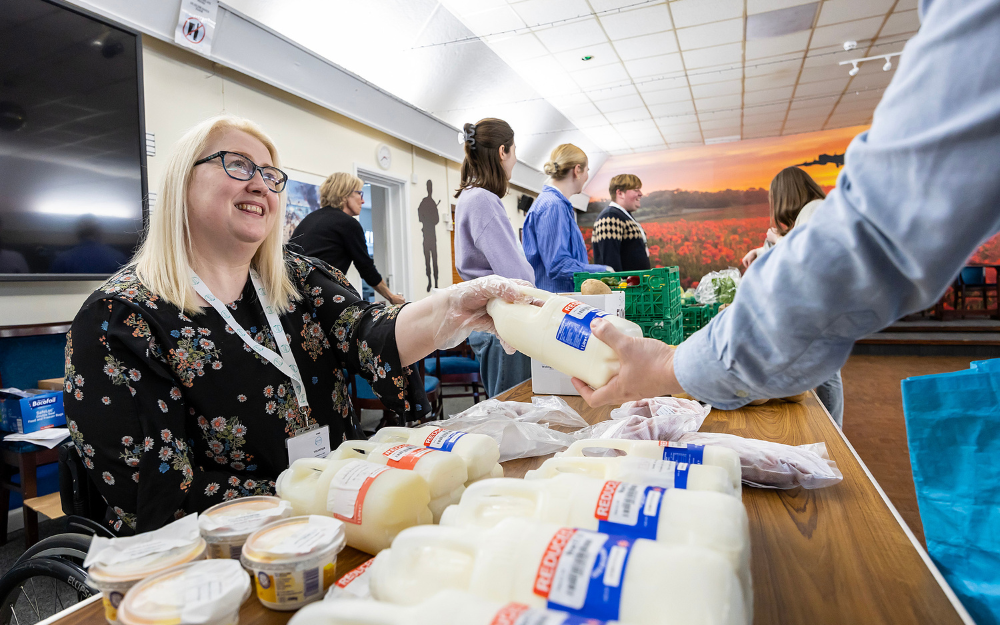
[581,55,594,61]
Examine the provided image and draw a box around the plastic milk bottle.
[290,588,621,625]
[439,474,751,604]
[329,440,467,522]
[486,287,643,389]
[370,426,501,482]
[275,458,432,554]
[561,439,742,494]
[525,455,740,498]
[368,517,747,625]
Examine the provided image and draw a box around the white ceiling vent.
[746,3,819,40]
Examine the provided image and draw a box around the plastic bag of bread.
[677,431,843,489]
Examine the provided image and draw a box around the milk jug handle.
[564,439,634,456]
[388,526,480,560]
[369,427,412,444]
[289,457,328,477]
[462,478,541,512]
[333,439,377,459]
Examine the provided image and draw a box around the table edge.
[809,391,974,625]
[35,592,101,625]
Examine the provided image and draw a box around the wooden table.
[47,381,972,625]
[0,440,63,547]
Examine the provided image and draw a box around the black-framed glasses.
[194,151,288,192]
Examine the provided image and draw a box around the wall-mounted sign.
[174,0,219,56]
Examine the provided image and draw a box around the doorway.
[352,167,411,301]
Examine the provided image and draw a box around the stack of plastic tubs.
[572,267,683,345]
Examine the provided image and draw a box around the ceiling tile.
[744,86,794,104]
[743,123,784,138]
[666,130,705,143]
[783,119,824,134]
[613,32,679,61]
[670,0,743,28]
[554,43,620,71]
[699,108,742,122]
[873,36,913,51]
[817,0,894,26]
[786,104,833,120]
[617,118,660,134]
[600,4,673,38]
[534,18,608,53]
[744,55,801,77]
[793,78,848,97]
[881,10,920,37]
[789,93,839,109]
[702,127,742,140]
[748,0,817,15]
[486,33,550,62]
[746,3,818,39]
[826,112,872,129]
[687,67,743,85]
[603,107,651,123]
[590,0,659,11]
[742,110,787,124]
[512,0,592,25]
[580,124,625,143]
[798,64,852,83]
[848,71,894,91]
[649,99,697,117]
[676,18,744,51]
[514,60,583,96]
[623,53,685,78]
[443,0,509,17]
[570,113,611,129]
[589,83,640,100]
[595,93,646,112]
[681,42,743,69]
[695,94,743,112]
[559,100,603,118]
[894,0,919,10]
[655,118,701,132]
[745,71,798,91]
[809,16,884,50]
[571,62,630,88]
[635,75,689,93]
[743,101,790,118]
[461,6,526,33]
[641,87,692,105]
[691,80,742,99]
[746,30,810,60]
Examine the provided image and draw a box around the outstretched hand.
[435,276,541,353]
[571,317,684,407]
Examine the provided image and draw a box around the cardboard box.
[0,389,66,434]
[530,292,626,396]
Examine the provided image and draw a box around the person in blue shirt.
[569,0,1000,412]
[522,144,610,292]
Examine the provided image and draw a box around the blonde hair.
[543,144,588,181]
[320,172,364,209]
[609,173,642,200]
[132,115,300,315]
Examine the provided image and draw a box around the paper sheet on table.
[84,513,201,568]
[3,428,70,448]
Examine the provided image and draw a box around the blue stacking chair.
[424,340,482,405]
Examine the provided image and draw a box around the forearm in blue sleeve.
[675,0,1000,407]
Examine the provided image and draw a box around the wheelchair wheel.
[0,557,96,625]
[13,533,92,569]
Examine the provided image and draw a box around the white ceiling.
[227,0,919,162]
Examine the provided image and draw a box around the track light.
[883,56,893,71]
[849,62,860,77]
[840,52,901,77]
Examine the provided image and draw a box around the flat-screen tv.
[0,0,147,280]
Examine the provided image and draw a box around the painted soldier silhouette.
[417,179,439,291]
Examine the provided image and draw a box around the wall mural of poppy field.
[582,125,1000,289]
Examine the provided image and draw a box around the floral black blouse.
[64,252,427,534]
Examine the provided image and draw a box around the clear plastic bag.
[677,432,842,489]
[694,267,742,305]
[433,397,585,462]
[575,397,711,442]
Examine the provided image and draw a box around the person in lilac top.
[454,118,534,396]
[522,143,611,292]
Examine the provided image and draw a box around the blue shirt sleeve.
[527,198,607,290]
[674,0,1000,408]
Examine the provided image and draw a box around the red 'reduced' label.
[490,603,531,625]
[335,559,373,588]
[533,527,577,598]
[382,444,434,470]
[594,481,621,521]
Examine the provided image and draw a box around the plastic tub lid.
[241,515,345,565]
[117,559,251,625]
[86,515,207,584]
[198,496,292,540]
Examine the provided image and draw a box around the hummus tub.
[199,496,293,559]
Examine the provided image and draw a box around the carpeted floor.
[840,354,974,547]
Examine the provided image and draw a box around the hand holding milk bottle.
[368,517,748,625]
[487,287,643,389]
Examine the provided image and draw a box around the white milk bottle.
[486,287,643,389]
[276,458,432,554]
[370,426,501,482]
[292,589,621,625]
[368,517,747,625]
[525,455,740,498]
[439,474,750,604]
[561,439,742,494]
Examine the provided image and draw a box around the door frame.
[353,164,412,300]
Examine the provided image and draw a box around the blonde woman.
[290,173,404,305]
[64,116,533,534]
[522,143,610,292]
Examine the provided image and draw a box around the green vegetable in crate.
[599,277,619,287]
[694,267,741,305]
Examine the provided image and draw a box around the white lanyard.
[190,269,309,410]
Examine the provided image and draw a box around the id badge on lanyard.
[190,270,328,465]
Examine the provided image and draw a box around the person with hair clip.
[453,118,535,397]
[63,115,535,534]
[290,172,404,305]
[739,166,844,426]
[522,143,611,292]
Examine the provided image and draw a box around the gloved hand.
[432,276,540,354]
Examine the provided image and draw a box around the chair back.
[960,266,987,286]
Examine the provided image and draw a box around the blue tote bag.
[902,362,1000,624]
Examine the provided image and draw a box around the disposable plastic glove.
[432,276,539,353]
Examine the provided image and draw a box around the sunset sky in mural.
[586,125,869,198]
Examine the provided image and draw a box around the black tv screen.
[0,0,146,280]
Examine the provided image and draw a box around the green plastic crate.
[573,267,681,321]
[636,314,683,345]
